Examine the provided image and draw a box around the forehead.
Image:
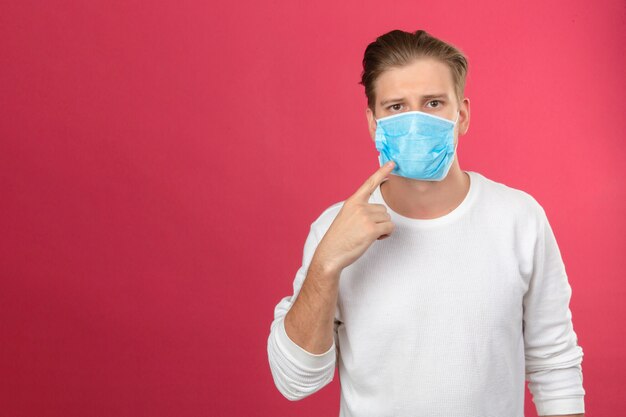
[374,58,455,101]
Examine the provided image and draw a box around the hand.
[312,161,396,274]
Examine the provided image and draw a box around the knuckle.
[345,198,358,209]
[364,222,377,236]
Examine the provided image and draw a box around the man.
[267,29,585,417]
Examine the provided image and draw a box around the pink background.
[1,0,624,415]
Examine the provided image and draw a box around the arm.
[267,224,340,401]
[523,206,586,416]
[284,255,341,354]
[267,162,395,401]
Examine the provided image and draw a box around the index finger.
[351,161,395,202]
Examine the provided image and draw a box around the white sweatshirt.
[267,170,585,417]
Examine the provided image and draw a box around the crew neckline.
[371,171,480,229]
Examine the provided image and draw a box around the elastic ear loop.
[453,110,461,153]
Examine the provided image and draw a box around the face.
[366,58,470,147]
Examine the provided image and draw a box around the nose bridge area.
[406,97,421,112]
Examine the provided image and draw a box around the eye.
[426,100,442,108]
[387,103,403,112]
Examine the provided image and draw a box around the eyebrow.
[380,94,448,106]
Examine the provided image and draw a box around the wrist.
[310,254,342,279]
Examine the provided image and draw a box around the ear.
[366,107,377,141]
[458,97,470,136]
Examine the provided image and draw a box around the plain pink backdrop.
[1,0,624,416]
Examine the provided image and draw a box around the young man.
[267,29,585,417]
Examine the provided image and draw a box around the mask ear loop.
[452,110,461,153]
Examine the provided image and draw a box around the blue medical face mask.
[374,110,460,181]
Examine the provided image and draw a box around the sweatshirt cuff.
[535,397,585,416]
[276,317,336,370]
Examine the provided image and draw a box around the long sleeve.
[267,222,339,401]
[523,206,585,416]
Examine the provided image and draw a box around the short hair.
[359,29,469,112]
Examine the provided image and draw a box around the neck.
[379,160,470,220]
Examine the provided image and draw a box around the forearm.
[284,256,340,354]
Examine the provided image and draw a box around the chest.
[337,223,527,340]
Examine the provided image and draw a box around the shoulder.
[470,171,547,222]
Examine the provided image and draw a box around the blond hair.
[359,29,468,112]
